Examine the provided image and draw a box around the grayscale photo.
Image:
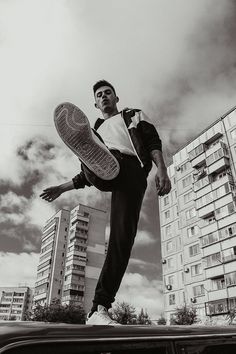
[0,1,236,353]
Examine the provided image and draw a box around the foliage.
[26,299,86,324]
[226,308,236,325]
[111,302,152,325]
[111,301,138,325]
[170,305,197,325]
[157,315,167,325]
[136,308,152,325]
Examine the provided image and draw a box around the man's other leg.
[91,157,147,311]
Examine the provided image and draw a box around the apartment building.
[33,209,71,306]
[0,286,33,321]
[159,106,236,324]
[34,204,107,314]
[62,204,107,314]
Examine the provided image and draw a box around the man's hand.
[40,186,63,202]
[155,167,171,196]
[40,181,76,202]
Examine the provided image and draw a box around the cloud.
[0,191,28,224]
[0,252,39,287]
[0,0,236,300]
[116,272,164,320]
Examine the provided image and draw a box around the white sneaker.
[86,305,121,325]
[54,102,120,180]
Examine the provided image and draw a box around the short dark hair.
[93,80,116,96]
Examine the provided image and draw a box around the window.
[206,299,228,315]
[169,294,175,305]
[180,161,191,173]
[164,210,170,220]
[219,223,236,240]
[186,207,196,220]
[201,232,219,247]
[189,243,200,257]
[222,247,236,263]
[165,225,172,237]
[191,263,202,276]
[182,175,192,188]
[187,225,199,238]
[193,284,205,296]
[213,182,230,199]
[204,252,221,267]
[225,272,236,286]
[189,144,205,160]
[163,196,169,206]
[167,257,174,269]
[194,175,211,191]
[211,277,225,290]
[184,191,193,203]
[230,128,236,140]
[215,202,235,220]
[166,240,173,252]
[196,192,213,208]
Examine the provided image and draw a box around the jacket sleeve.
[137,111,162,153]
[72,166,92,189]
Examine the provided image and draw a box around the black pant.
[82,150,147,311]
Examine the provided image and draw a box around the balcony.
[191,153,206,168]
[212,173,234,190]
[188,144,205,162]
[208,288,228,302]
[193,176,211,192]
[207,156,230,175]
[204,129,223,145]
[205,298,228,316]
[198,203,215,218]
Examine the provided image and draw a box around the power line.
[0,123,53,127]
[0,122,197,131]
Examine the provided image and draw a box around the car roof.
[1,321,236,348]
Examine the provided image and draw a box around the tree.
[26,299,86,324]
[157,315,166,325]
[136,308,152,325]
[226,308,236,325]
[170,305,197,325]
[111,301,137,325]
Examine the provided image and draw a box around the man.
[40,80,171,325]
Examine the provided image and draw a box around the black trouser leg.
[90,156,147,311]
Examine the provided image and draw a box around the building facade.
[0,287,34,321]
[62,204,107,313]
[159,106,236,324]
[34,204,107,314]
[33,209,71,306]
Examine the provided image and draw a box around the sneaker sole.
[54,102,120,180]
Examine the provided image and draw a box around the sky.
[0,0,236,319]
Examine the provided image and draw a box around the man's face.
[94,85,118,113]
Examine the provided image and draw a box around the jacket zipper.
[121,110,144,167]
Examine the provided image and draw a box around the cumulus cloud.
[1,0,236,296]
[0,252,39,287]
[116,272,164,320]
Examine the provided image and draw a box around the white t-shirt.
[97,113,136,156]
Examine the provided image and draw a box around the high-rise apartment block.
[34,209,70,305]
[0,286,34,321]
[34,204,107,314]
[159,106,236,324]
[62,204,107,313]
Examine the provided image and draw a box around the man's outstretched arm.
[40,181,75,202]
[150,149,171,196]
[40,169,92,202]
